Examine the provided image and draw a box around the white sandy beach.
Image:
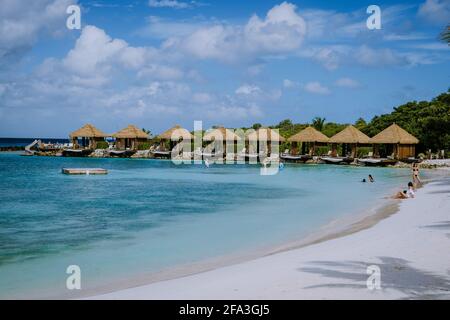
[89,174,450,300]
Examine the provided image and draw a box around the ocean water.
[0,153,414,298]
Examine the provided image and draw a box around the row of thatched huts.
[68,123,419,160]
[286,124,419,159]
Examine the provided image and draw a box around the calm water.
[0,153,413,298]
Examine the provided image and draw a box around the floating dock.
[62,168,108,175]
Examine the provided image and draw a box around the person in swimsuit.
[412,163,421,185]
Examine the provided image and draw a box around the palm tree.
[142,128,151,137]
[312,117,326,131]
[441,24,450,44]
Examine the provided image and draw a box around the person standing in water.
[412,163,421,185]
[368,174,374,183]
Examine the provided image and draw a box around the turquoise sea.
[0,153,414,298]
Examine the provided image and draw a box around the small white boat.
[280,154,312,162]
[62,149,93,157]
[151,150,171,158]
[320,156,353,164]
[109,150,136,158]
[357,158,397,166]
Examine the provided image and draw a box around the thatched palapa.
[329,125,371,158]
[203,127,242,141]
[157,125,193,141]
[288,126,329,155]
[245,128,285,156]
[69,124,108,149]
[246,128,285,143]
[329,125,370,144]
[370,123,419,159]
[113,125,149,150]
[288,126,329,143]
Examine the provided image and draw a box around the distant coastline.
[0,138,69,150]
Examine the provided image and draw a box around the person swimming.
[368,174,374,182]
[361,178,367,182]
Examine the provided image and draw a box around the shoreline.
[86,170,450,300]
[70,194,397,299]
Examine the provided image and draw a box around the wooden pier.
[62,168,108,175]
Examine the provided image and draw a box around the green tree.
[354,117,367,131]
[312,117,326,131]
[365,91,450,153]
[252,123,262,130]
[142,128,151,137]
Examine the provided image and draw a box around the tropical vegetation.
[248,90,450,155]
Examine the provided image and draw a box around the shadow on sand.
[299,256,450,299]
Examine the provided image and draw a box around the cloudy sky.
[0,0,449,137]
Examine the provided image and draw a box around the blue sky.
[0,0,449,138]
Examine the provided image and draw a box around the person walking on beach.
[412,163,421,185]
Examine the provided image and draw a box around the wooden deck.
[62,168,108,175]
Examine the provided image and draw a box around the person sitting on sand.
[368,174,374,183]
[394,190,409,199]
[407,182,415,198]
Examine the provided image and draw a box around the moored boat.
[320,156,353,164]
[280,154,312,163]
[62,149,93,157]
[357,158,398,166]
[108,150,136,158]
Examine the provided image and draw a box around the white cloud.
[168,2,306,62]
[235,84,261,95]
[283,79,298,88]
[298,45,350,70]
[303,81,330,95]
[383,33,429,41]
[193,92,214,104]
[137,65,184,80]
[335,77,360,88]
[0,0,77,68]
[206,103,263,121]
[148,0,191,9]
[418,0,450,25]
[355,45,406,67]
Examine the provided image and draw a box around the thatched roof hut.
[287,126,329,156]
[329,125,370,144]
[69,124,108,149]
[288,126,329,143]
[370,123,419,159]
[70,124,108,139]
[247,128,285,142]
[113,125,149,139]
[113,125,149,150]
[203,127,242,141]
[245,128,285,156]
[328,125,371,158]
[370,123,419,144]
[157,125,193,141]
